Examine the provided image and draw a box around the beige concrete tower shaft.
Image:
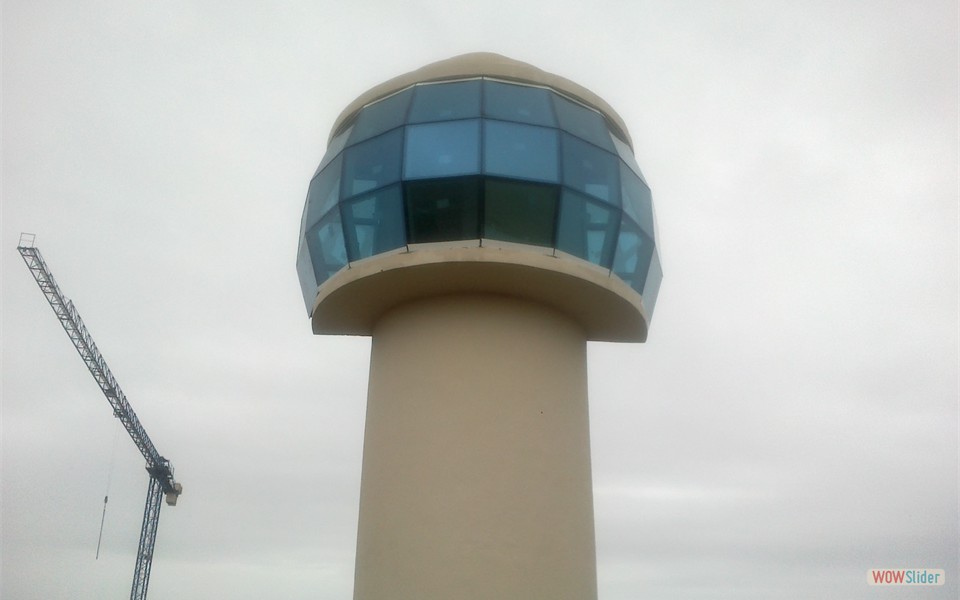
[354,293,596,600]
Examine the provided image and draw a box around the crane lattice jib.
[16,241,177,494]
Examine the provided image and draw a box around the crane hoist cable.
[96,421,121,560]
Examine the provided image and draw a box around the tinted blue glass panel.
[296,240,318,314]
[620,164,654,238]
[408,80,481,123]
[315,126,353,176]
[341,185,405,261]
[610,134,646,183]
[484,121,559,183]
[643,246,662,318]
[562,134,620,205]
[306,208,347,286]
[303,155,342,233]
[483,179,557,247]
[552,95,615,151]
[342,129,402,198]
[405,177,481,243]
[556,190,621,268]
[483,81,556,126]
[613,216,654,294]
[348,88,413,144]
[404,120,481,179]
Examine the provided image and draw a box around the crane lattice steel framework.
[17,233,182,600]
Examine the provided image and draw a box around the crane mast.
[17,233,182,600]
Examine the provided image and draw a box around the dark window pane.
[304,155,342,231]
[620,164,654,238]
[552,94,615,150]
[408,80,481,123]
[341,185,406,261]
[404,120,481,179]
[348,88,413,144]
[483,179,558,247]
[405,177,481,243]
[483,81,556,126]
[613,216,654,295]
[306,208,348,286]
[342,129,403,198]
[562,134,620,205]
[556,190,621,268]
[484,121,559,183]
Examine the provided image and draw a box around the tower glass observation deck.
[296,59,661,334]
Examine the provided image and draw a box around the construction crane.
[17,233,182,600]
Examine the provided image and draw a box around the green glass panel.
[620,163,653,238]
[342,129,403,198]
[306,208,348,286]
[296,240,317,314]
[408,80,481,123]
[643,246,662,319]
[484,121,559,183]
[341,185,405,261]
[562,133,620,205]
[611,134,646,183]
[556,190,621,268]
[405,177,481,243]
[304,155,342,232]
[483,179,558,247]
[613,216,654,294]
[315,126,353,176]
[552,94,615,151]
[404,120,481,179]
[483,80,556,126]
[348,88,413,144]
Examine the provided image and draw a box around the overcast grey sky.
[2,1,957,599]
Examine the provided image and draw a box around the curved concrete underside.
[311,241,649,343]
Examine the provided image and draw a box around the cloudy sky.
[2,1,957,598]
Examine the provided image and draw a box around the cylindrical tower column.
[356,293,595,599]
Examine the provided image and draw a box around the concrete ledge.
[311,242,649,342]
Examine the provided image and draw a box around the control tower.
[296,53,661,600]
